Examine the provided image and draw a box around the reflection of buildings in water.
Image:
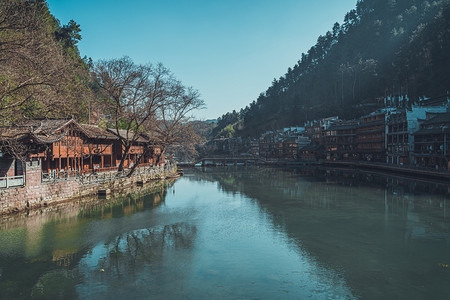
[52,249,78,267]
[25,216,46,258]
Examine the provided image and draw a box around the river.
[0,166,449,299]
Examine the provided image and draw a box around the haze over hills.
[213,0,450,138]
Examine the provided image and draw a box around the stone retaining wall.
[0,160,176,215]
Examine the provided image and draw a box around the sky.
[47,0,357,120]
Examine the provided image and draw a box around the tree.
[93,57,165,173]
[93,56,204,175]
[0,0,91,126]
[151,82,205,164]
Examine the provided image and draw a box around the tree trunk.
[155,145,167,166]
[118,144,131,172]
[126,147,149,177]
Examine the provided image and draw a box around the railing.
[41,170,79,182]
[77,170,128,185]
[41,163,174,185]
[0,175,25,189]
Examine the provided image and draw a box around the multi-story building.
[412,112,450,170]
[355,111,386,162]
[386,110,409,165]
[324,121,358,160]
[250,139,259,157]
[386,104,447,165]
[305,117,339,144]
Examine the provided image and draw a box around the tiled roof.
[412,127,450,136]
[327,123,358,131]
[0,126,30,141]
[421,112,450,126]
[299,143,324,152]
[107,128,149,143]
[78,124,117,139]
[19,119,73,135]
[0,126,67,144]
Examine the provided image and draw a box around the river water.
[0,167,449,299]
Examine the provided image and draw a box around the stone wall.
[0,161,177,215]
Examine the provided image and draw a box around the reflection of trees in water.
[77,183,171,220]
[101,222,197,277]
[186,167,450,300]
[0,182,176,300]
[187,166,450,210]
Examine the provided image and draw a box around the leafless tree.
[152,85,205,163]
[93,56,204,175]
[93,57,172,173]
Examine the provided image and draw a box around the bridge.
[178,156,268,167]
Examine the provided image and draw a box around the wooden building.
[386,110,409,165]
[355,112,386,162]
[324,122,358,161]
[298,143,325,162]
[0,119,163,182]
[412,112,450,170]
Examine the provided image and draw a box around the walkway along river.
[0,166,449,299]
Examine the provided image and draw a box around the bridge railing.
[194,156,268,165]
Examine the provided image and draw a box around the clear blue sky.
[47,0,357,120]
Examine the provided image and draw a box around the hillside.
[219,0,450,137]
[0,0,92,126]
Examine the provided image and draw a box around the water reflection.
[76,222,197,299]
[0,182,170,300]
[0,168,449,299]
[187,167,450,299]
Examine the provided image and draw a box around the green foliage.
[0,0,94,124]
[212,110,241,138]
[237,0,450,137]
[220,125,235,138]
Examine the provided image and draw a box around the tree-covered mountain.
[0,0,92,125]
[224,0,450,137]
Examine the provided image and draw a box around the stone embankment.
[0,162,177,216]
[322,161,450,181]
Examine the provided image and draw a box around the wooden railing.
[0,175,25,189]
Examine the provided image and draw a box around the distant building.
[324,121,358,161]
[299,143,325,162]
[305,117,339,144]
[386,104,448,165]
[355,111,386,162]
[412,112,450,170]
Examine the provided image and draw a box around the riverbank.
[0,164,178,216]
[0,178,170,225]
[182,158,450,182]
[320,161,450,181]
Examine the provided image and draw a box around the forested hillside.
[0,0,92,125]
[221,0,450,137]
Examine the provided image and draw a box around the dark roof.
[299,143,324,152]
[0,126,67,144]
[31,132,68,144]
[18,119,73,135]
[421,112,450,126]
[412,127,450,136]
[107,128,149,143]
[78,124,117,140]
[0,127,30,141]
[327,123,358,131]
